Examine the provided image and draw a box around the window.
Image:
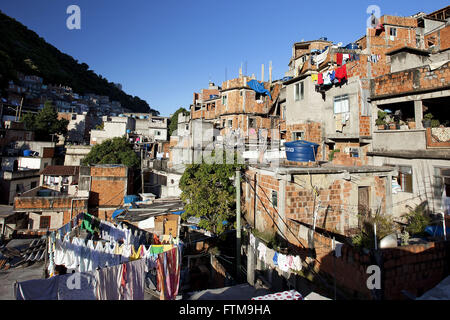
[294,82,304,101]
[16,184,24,193]
[390,27,397,37]
[292,131,304,141]
[227,120,233,128]
[334,95,349,114]
[222,95,228,106]
[71,114,77,120]
[249,118,256,128]
[272,190,278,208]
[156,131,161,136]
[31,181,37,189]
[282,106,286,120]
[398,166,413,193]
[39,216,51,229]
[388,164,413,193]
[240,91,243,97]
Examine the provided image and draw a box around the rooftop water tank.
[139,116,145,119]
[284,140,319,162]
[345,43,359,50]
[23,149,31,156]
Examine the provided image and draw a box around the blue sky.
[0,0,447,116]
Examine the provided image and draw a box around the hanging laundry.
[318,73,324,85]
[92,241,105,269]
[314,47,329,66]
[95,262,122,300]
[58,272,97,300]
[311,74,318,82]
[272,252,279,266]
[323,71,332,85]
[336,53,343,66]
[157,247,180,300]
[265,247,275,268]
[121,244,132,264]
[291,256,303,271]
[81,213,100,234]
[335,64,347,82]
[250,233,256,249]
[330,70,336,81]
[277,254,290,272]
[257,242,267,263]
[130,245,141,261]
[66,237,81,270]
[62,236,75,268]
[15,277,59,300]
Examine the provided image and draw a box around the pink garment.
[157,247,180,300]
[95,259,145,300]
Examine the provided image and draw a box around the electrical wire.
[239,171,348,299]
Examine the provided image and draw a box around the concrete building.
[13,187,88,235]
[58,112,88,144]
[90,115,135,145]
[368,48,450,216]
[0,141,55,205]
[64,145,92,166]
[40,165,80,195]
[244,164,393,237]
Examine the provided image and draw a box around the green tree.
[168,107,188,136]
[82,136,140,168]
[20,102,69,142]
[179,155,245,234]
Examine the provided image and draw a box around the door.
[358,186,370,227]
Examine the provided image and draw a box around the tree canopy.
[81,136,140,168]
[168,107,189,136]
[179,155,245,234]
[21,102,69,142]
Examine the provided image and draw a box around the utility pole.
[18,97,23,121]
[141,144,145,193]
[235,169,241,282]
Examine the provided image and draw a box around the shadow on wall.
[305,238,450,300]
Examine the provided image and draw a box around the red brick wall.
[286,220,450,300]
[372,61,450,97]
[14,197,88,226]
[89,166,128,219]
[425,25,450,51]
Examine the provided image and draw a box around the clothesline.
[250,233,303,274]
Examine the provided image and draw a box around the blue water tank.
[139,116,145,119]
[126,129,131,133]
[345,43,359,50]
[124,195,139,204]
[284,140,319,162]
[23,149,31,156]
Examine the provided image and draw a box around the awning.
[112,209,125,219]
[172,210,185,215]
